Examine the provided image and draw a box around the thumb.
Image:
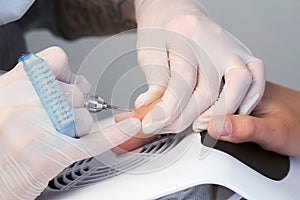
[207,115,270,145]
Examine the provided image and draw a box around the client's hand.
[208,82,300,156]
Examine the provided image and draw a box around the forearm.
[56,0,137,39]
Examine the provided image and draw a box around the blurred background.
[24,0,300,90]
[2,0,299,120]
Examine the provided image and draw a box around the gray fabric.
[0,22,26,71]
[0,0,57,71]
[158,185,214,200]
[17,0,57,33]
[158,185,234,200]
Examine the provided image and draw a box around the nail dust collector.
[38,117,300,200]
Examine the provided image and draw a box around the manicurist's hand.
[135,0,265,135]
[0,46,140,199]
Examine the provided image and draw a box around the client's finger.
[75,118,141,158]
[207,115,282,152]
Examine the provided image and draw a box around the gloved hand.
[0,0,35,25]
[134,0,265,134]
[0,46,141,199]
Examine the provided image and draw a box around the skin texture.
[208,82,300,156]
[113,99,161,153]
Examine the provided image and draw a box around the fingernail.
[211,117,232,137]
[220,119,231,136]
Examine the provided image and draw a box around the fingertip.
[135,91,158,108]
[135,85,165,108]
[207,116,232,139]
[135,92,151,108]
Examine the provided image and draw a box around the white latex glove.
[0,46,141,200]
[0,0,35,25]
[135,0,265,134]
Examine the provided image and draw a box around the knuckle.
[226,68,252,88]
[263,123,287,152]
[248,58,265,72]
[49,46,68,61]
[230,117,256,143]
[166,15,199,36]
[73,86,84,103]
[249,59,266,82]
[243,118,257,139]
[73,75,92,94]
[45,46,70,73]
[226,65,252,83]
[49,46,64,53]
[252,58,264,66]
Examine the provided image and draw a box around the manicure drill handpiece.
[84,95,129,113]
